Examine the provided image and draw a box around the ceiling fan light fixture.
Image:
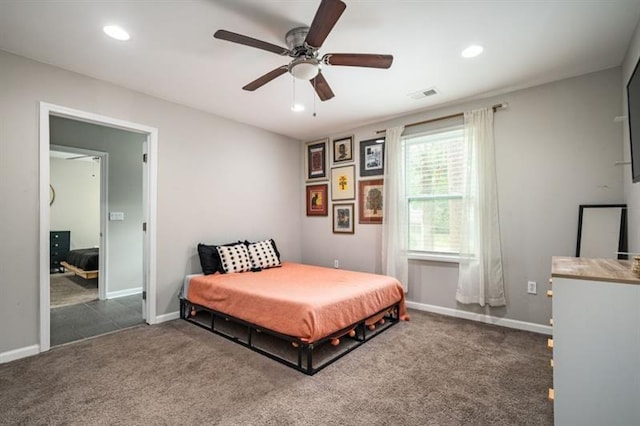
[289,59,320,80]
[291,103,305,112]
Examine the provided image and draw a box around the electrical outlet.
[527,281,537,295]
[334,259,339,268]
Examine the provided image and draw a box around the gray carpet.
[50,272,98,308]
[0,310,553,425]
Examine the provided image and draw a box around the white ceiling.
[1,1,639,141]
[50,150,99,162]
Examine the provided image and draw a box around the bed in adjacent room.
[60,247,99,279]
[180,239,408,375]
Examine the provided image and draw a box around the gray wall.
[301,67,624,326]
[51,117,145,294]
[0,50,301,354]
[622,19,640,254]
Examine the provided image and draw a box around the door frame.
[49,144,108,300]
[39,102,159,352]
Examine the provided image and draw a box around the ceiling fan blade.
[323,53,393,69]
[304,0,346,49]
[310,72,335,101]
[214,30,290,56]
[243,66,289,91]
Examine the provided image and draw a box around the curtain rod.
[375,102,507,134]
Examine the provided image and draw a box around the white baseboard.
[155,311,180,323]
[0,344,40,364]
[405,301,552,335]
[107,287,142,299]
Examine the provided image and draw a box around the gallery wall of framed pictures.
[304,135,386,235]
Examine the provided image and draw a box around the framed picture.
[331,165,356,201]
[305,138,328,182]
[359,179,384,224]
[360,137,385,177]
[333,203,355,234]
[332,136,353,164]
[306,184,328,216]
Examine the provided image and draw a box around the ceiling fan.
[213,0,393,101]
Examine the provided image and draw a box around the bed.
[60,247,99,279]
[180,261,408,375]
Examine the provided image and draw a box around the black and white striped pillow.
[216,244,252,274]
[247,240,281,270]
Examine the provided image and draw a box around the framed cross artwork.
[331,165,355,201]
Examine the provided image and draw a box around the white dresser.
[550,256,640,426]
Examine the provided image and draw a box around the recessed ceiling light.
[461,45,483,58]
[103,25,130,41]
[291,104,305,112]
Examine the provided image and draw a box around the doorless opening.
[39,102,158,352]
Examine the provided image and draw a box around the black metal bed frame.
[179,298,400,375]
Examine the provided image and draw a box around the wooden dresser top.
[552,256,640,285]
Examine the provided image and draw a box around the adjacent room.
[48,116,146,346]
[1,1,639,425]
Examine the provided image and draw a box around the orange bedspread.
[186,262,407,343]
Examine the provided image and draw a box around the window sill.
[408,252,460,263]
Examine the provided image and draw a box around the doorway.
[39,102,158,352]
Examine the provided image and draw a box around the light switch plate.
[109,212,125,221]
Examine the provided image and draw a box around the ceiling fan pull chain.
[313,78,317,118]
[292,76,296,108]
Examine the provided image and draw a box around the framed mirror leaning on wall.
[576,204,628,260]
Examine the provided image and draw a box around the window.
[405,126,464,255]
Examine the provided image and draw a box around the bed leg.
[306,344,313,374]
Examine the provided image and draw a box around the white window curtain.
[382,125,408,291]
[456,108,506,306]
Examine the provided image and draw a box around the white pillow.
[216,244,252,274]
[247,240,281,270]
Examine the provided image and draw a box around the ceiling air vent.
[408,87,439,100]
